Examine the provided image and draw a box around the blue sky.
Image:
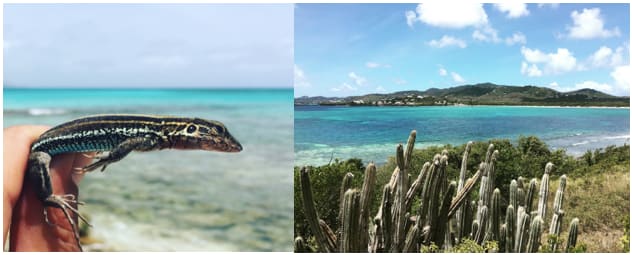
[294,3,630,97]
[4,4,293,88]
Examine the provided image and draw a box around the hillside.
[294,83,629,107]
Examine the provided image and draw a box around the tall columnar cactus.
[515,210,530,252]
[538,163,553,220]
[549,210,564,252]
[499,224,507,252]
[526,216,544,252]
[566,218,579,252]
[299,167,336,252]
[525,178,537,215]
[475,205,488,244]
[510,180,518,215]
[487,188,501,241]
[552,175,567,214]
[358,163,377,249]
[340,189,362,252]
[505,205,515,252]
[455,141,473,242]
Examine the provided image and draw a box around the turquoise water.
[295,105,630,166]
[4,88,293,251]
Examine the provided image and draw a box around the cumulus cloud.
[428,35,467,48]
[451,72,465,83]
[375,86,387,92]
[348,72,367,86]
[494,3,530,18]
[611,65,631,92]
[567,8,620,39]
[568,80,613,93]
[505,32,527,45]
[587,46,625,68]
[520,46,578,75]
[521,61,543,77]
[438,67,448,76]
[472,25,501,43]
[294,65,311,88]
[331,82,357,92]
[549,81,560,89]
[408,3,488,29]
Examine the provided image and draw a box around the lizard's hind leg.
[44,194,91,251]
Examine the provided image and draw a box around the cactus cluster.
[295,130,581,252]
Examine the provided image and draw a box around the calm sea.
[4,88,294,251]
[295,105,630,166]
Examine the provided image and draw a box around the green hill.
[295,83,629,107]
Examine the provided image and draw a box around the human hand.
[3,125,93,251]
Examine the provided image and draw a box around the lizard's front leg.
[80,136,161,173]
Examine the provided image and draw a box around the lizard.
[25,114,242,251]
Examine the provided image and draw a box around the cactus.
[538,163,553,220]
[358,163,377,249]
[510,180,518,216]
[455,141,473,241]
[525,178,537,215]
[566,218,579,252]
[340,189,361,252]
[515,210,530,252]
[297,131,582,253]
[549,210,564,252]
[526,216,544,252]
[552,175,567,214]
[505,205,515,252]
[488,188,501,241]
[299,167,335,252]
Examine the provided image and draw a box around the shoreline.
[294,104,630,109]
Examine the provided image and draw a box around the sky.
[294,3,631,97]
[3,4,293,88]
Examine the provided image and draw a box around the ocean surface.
[4,88,294,251]
[295,105,630,166]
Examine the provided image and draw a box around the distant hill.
[294,83,629,107]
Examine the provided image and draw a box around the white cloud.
[549,82,560,89]
[366,62,391,69]
[451,72,465,83]
[611,65,631,92]
[472,25,501,43]
[494,3,530,18]
[410,3,488,29]
[521,61,543,77]
[567,8,620,39]
[438,68,448,76]
[294,65,311,88]
[405,10,417,28]
[520,46,577,75]
[588,46,625,68]
[331,82,357,92]
[505,32,527,45]
[428,35,467,48]
[567,80,613,93]
[348,72,367,86]
[375,86,387,92]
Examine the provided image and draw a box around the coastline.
[294,104,630,109]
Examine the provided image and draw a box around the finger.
[10,153,82,251]
[3,125,49,244]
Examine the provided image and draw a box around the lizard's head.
[172,118,242,152]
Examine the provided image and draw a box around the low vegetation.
[294,134,629,252]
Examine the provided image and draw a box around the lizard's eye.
[186,125,197,133]
[215,125,225,134]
